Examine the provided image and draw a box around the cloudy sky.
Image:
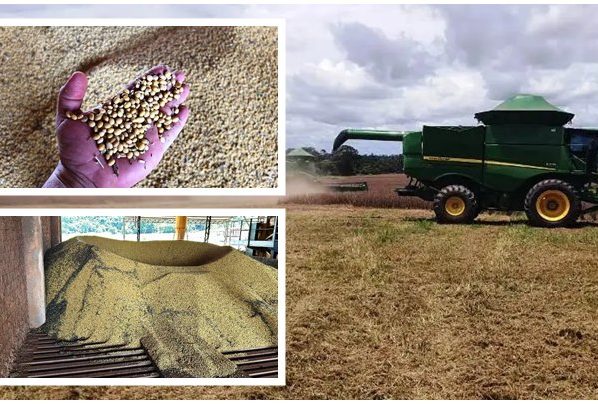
[2,4,598,154]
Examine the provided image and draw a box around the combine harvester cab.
[332,94,598,227]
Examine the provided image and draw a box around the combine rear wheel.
[433,185,478,224]
[524,179,580,227]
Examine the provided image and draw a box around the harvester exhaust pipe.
[332,129,407,152]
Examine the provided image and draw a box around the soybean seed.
[66,69,187,164]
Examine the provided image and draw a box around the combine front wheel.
[433,185,478,224]
[524,179,580,227]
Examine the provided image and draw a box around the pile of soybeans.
[42,236,278,378]
[0,26,278,188]
[66,70,185,167]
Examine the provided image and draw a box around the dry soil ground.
[2,206,598,399]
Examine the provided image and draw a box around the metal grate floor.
[11,331,278,379]
[223,346,278,378]
[9,331,161,378]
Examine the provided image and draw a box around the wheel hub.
[547,200,559,211]
[445,196,466,216]
[536,190,570,222]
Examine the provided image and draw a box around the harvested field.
[0,26,278,188]
[3,206,598,398]
[284,174,429,209]
[41,236,278,378]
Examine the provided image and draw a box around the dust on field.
[3,207,598,398]
[284,174,430,209]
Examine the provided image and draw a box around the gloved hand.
[43,65,190,188]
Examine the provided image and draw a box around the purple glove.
[43,65,190,188]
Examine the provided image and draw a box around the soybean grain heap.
[43,236,278,378]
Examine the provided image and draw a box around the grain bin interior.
[0,25,278,188]
[0,215,280,379]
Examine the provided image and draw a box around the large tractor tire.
[524,179,581,227]
[433,185,478,224]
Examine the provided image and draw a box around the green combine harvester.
[332,94,598,227]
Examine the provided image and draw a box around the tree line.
[288,146,404,176]
[62,216,207,235]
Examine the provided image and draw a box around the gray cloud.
[439,5,598,101]
[330,21,438,85]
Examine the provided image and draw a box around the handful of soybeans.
[66,70,185,167]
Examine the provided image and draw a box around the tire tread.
[433,185,478,224]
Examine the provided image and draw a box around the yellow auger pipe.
[175,216,187,240]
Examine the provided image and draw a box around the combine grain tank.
[332,94,598,227]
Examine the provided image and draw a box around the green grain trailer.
[332,94,598,227]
